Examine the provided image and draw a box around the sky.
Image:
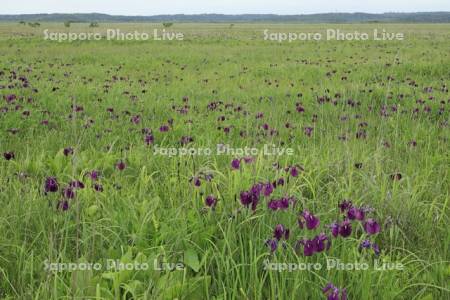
[2,0,450,15]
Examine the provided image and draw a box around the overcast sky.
[2,0,450,15]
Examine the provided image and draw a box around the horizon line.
[2,11,450,17]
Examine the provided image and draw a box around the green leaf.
[86,205,99,216]
[184,248,200,272]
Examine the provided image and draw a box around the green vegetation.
[0,23,449,299]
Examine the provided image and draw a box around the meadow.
[0,23,449,299]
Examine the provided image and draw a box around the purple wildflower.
[290,166,299,177]
[347,207,365,221]
[62,187,75,199]
[144,134,154,145]
[93,183,103,192]
[360,239,371,249]
[364,219,381,235]
[240,191,252,207]
[192,177,201,187]
[330,222,339,237]
[298,239,315,256]
[131,115,141,124]
[159,125,169,132]
[63,147,74,156]
[265,239,278,252]
[372,243,380,256]
[323,283,347,300]
[314,233,331,252]
[205,195,217,208]
[338,200,352,212]
[273,224,289,240]
[231,158,241,170]
[57,200,69,211]
[90,170,99,180]
[339,219,352,237]
[3,151,15,160]
[299,210,320,230]
[304,126,314,137]
[44,177,59,193]
[263,182,273,196]
[70,180,85,189]
[180,136,193,145]
[116,161,126,171]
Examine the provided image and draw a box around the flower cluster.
[323,283,347,300]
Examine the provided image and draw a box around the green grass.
[0,23,449,299]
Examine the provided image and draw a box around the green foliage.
[0,23,448,299]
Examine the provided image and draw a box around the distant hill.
[1,12,450,23]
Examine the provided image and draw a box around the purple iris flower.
[44,177,59,193]
[144,134,154,145]
[299,210,320,230]
[323,283,347,300]
[251,195,259,211]
[116,161,126,171]
[298,239,316,256]
[263,182,273,196]
[268,200,278,210]
[70,180,85,189]
[314,233,331,252]
[3,151,15,160]
[265,239,278,252]
[251,183,263,195]
[339,219,352,237]
[304,126,314,137]
[159,125,169,132]
[360,239,371,249]
[364,219,381,235]
[180,136,193,145]
[192,177,201,187]
[203,173,214,181]
[338,200,353,212]
[240,183,264,211]
[131,115,141,124]
[330,222,339,237]
[279,197,290,209]
[63,147,74,156]
[347,207,365,221]
[372,243,380,256]
[62,187,76,199]
[240,191,252,207]
[268,197,290,211]
[290,166,299,177]
[90,170,99,180]
[93,183,103,192]
[205,195,217,208]
[231,158,241,170]
[57,200,69,211]
[4,94,17,103]
[273,224,289,240]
